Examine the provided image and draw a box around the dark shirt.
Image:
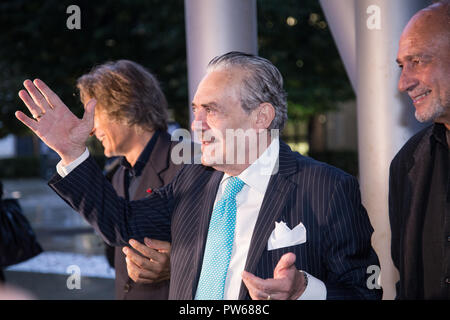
[421,123,450,299]
[121,131,159,201]
[110,130,170,299]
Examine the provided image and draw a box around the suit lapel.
[132,165,161,199]
[191,169,224,298]
[130,133,173,199]
[238,141,298,299]
[406,126,434,223]
[148,132,173,176]
[407,127,433,206]
[403,126,434,295]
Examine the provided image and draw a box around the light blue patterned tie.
[195,176,245,300]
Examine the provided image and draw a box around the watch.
[300,270,308,289]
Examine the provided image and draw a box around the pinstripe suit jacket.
[49,140,381,300]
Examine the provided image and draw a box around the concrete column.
[355,0,426,299]
[184,0,258,124]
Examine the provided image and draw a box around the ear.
[254,102,275,129]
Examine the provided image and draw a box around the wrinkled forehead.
[195,68,246,101]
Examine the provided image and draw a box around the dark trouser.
[0,269,4,282]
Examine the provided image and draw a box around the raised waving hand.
[15,79,96,165]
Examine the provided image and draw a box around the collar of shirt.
[219,138,280,194]
[120,130,160,177]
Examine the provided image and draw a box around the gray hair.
[206,51,288,130]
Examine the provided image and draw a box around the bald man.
[390,1,450,299]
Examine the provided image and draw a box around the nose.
[398,68,419,93]
[191,108,209,133]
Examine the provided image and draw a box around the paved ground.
[4,271,114,300]
[2,178,115,300]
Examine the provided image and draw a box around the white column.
[319,0,357,92]
[355,0,426,299]
[184,0,258,124]
[321,0,428,299]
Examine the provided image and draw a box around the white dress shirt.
[211,138,325,300]
[57,139,326,300]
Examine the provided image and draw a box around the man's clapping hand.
[123,238,171,284]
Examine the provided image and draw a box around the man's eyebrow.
[396,55,413,64]
[191,102,218,109]
[396,54,433,64]
[191,102,219,108]
[201,102,218,108]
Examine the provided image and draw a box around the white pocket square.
[267,221,307,251]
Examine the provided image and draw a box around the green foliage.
[0,0,353,139]
[309,150,359,177]
[257,0,354,122]
[0,0,188,138]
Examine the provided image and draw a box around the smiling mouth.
[412,90,431,103]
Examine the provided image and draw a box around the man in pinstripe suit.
[16,52,381,300]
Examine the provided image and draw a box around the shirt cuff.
[297,271,327,300]
[56,147,90,177]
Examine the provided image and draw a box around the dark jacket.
[50,140,381,300]
[111,131,181,299]
[389,124,446,299]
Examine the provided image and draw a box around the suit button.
[124,284,130,292]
